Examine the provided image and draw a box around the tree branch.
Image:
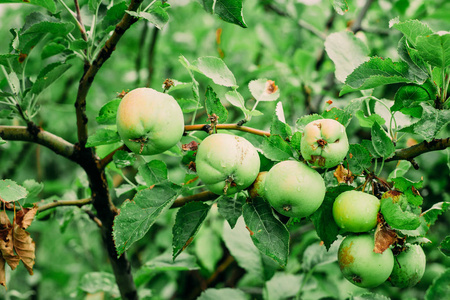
[100,144,128,169]
[350,0,375,33]
[146,26,160,87]
[171,191,218,209]
[184,124,270,137]
[37,198,92,212]
[75,0,144,146]
[74,0,88,41]
[0,125,76,160]
[385,138,450,163]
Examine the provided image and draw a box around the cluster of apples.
[115,88,425,289]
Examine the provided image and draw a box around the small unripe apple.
[338,234,394,288]
[248,171,267,199]
[300,119,349,168]
[333,191,380,232]
[264,160,325,218]
[389,244,426,288]
[116,88,184,155]
[195,133,260,195]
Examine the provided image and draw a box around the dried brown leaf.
[0,212,19,270]
[0,255,6,289]
[182,141,199,151]
[333,164,354,184]
[15,206,38,229]
[374,222,397,254]
[265,80,278,94]
[13,224,35,275]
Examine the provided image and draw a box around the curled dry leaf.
[374,220,397,254]
[0,211,19,270]
[0,256,5,288]
[182,141,199,151]
[13,224,35,275]
[333,164,354,184]
[16,205,38,229]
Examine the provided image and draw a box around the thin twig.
[171,191,218,209]
[350,0,375,33]
[135,21,149,86]
[184,124,271,137]
[37,198,92,212]
[146,27,160,87]
[385,138,450,163]
[74,0,88,41]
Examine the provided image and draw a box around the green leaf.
[205,86,228,122]
[21,12,74,36]
[390,19,433,47]
[101,1,128,30]
[79,272,119,296]
[193,56,237,87]
[355,111,385,128]
[341,57,412,95]
[439,236,450,256]
[0,0,57,13]
[392,84,432,118]
[352,293,391,300]
[138,160,168,187]
[295,114,323,133]
[225,90,246,111]
[322,107,353,127]
[96,99,121,125]
[223,217,264,276]
[416,33,450,68]
[311,185,354,250]
[0,54,19,68]
[392,177,423,206]
[41,42,68,59]
[422,202,449,226]
[198,288,249,300]
[217,194,245,229]
[249,79,280,102]
[113,184,180,256]
[330,0,348,15]
[260,135,293,161]
[387,160,411,181]
[397,37,428,83]
[172,202,211,259]
[400,102,450,142]
[371,123,395,159]
[270,113,291,140]
[31,62,71,95]
[202,0,247,28]
[263,272,302,300]
[88,0,102,12]
[142,252,199,273]
[425,269,450,300]
[4,71,20,95]
[302,240,339,271]
[324,31,369,82]
[126,3,170,30]
[0,179,28,202]
[22,179,43,202]
[176,98,203,113]
[0,136,6,145]
[380,194,421,230]
[243,198,290,267]
[112,150,136,169]
[346,144,372,175]
[86,129,121,147]
[194,227,223,273]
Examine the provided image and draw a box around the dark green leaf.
[205,86,228,123]
[198,288,249,300]
[138,160,168,187]
[400,102,450,141]
[176,98,202,113]
[0,179,28,202]
[1,0,57,13]
[101,1,128,30]
[391,19,433,47]
[416,33,450,68]
[249,79,280,102]
[322,107,353,127]
[243,198,290,267]
[260,135,293,161]
[202,0,247,28]
[126,3,170,30]
[88,0,102,12]
[21,12,74,36]
[173,202,211,259]
[346,144,372,175]
[113,184,180,256]
[355,111,385,128]
[141,252,200,272]
[330,0,348,15]
[193,56,237,87]
[397,37,428,83]
[41,43,67,59]
[112,150,136,169]
[86,129,121,147]
[422,202,449,226]
[0,54,19,68]
[371,123,395,158]
[387,160,411,181]
[217,194,245,229]
[311,185,354,250]
[342,57,412,95]
[270,112,291,140]
[392,84,432,118]
[439,236,450,256]
[31,62,71,95]
[380,195,421,230]
[79,272,119,296]
[391,177,423,206]
[22,179,43,202]
[425,269,450,300]
[324,31,369,82]
[69,39,88,51]
[96,99,121,125]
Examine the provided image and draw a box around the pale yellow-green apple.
[195,133,260,195]
[333,191,380,232]
[116,88,184,155]
[300,119,349,168]
[338,234,394,288]
[264,160,325,218]
[389,244,426,288]
[248,171,267,199]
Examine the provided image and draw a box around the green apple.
[338,234,394,288]
[333,191,380,232]
[195,133,260,195]
[300,118,349,168]
[389,244,426,288]
[264,160,325,218]
[248,171,267,198]
[116,88,184,155]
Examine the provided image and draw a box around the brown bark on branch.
[75,0,144,146]
[0,126,75,160]
[184,124,271,137]
[37,198,92,212]
[171,191,218,209]
[385,138,450,163]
